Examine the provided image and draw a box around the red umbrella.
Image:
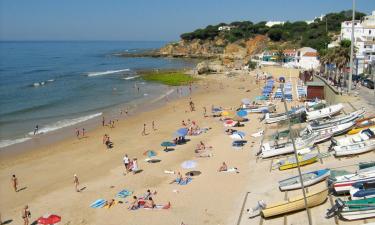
[37,214,61,224]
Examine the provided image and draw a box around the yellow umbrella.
[221,111,235,117]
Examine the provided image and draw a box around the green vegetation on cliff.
[141,70,197,86]
[180,10,366,53]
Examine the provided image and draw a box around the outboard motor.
[326,199,345,218]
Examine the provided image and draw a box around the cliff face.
[158,35,268,67]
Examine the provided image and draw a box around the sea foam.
[0,137,32,149]
[87,69,130,77]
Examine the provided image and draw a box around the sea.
[0,41,196,149]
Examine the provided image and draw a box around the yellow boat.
[261,189,328,218]
[348,116,375,135]
[275,153,318,171]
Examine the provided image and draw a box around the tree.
[275,47,285,63]
[268,28,283,41]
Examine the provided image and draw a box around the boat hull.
[279,169,330,191]
[261,189,328,218]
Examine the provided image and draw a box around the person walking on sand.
[102,117,105,126]
[33,125,39,135]
[141,123,146,136]
[11,174,18,192]
[152,121,156,131]
[22,205,30,225]
[73,174,80,192]
[82,128,85,137]
[203,106,207,117]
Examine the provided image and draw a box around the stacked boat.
[306,103,344,121]
[331,127,375,156]
[348,115,375,135]
[263,106,306,124]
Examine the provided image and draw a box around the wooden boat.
[306,103,343,121]
[329,166,375,194]
[260,132,318,158]
[261,189,328,218]
[332,127,375,146]
[350,179,375,200]
[279,169,330,191]
[309,109,365,130]
[348,116,375,135]
[273,153,318,171]
[327,198,375,220]
[333,139,375,157]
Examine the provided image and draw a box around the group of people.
[181,119,204,136]
[128,189,160,210]
[75,128,86,139]
[123,154,139,174]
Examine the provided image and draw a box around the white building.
[296,47,320,69]
[265,21,285,27]
[218,26,232,31]
[340,10,375,74]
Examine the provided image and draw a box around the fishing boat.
[273,153,318,171]
[309,109,365,130]
[306,103,343,121]
[348,116,375,135]
[333,138,375,157]
[260,132,318,158]
[350,180,375,200]
[327,198,375,220]
[263,107,306,124]
[329,166,375,194]
[261,189,328,218]
[332,127,375,146]
[278,169,330,191]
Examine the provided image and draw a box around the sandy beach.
[1,66,374,225]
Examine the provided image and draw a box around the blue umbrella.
[237,110,248,117]
[161,141,176,150]
[175,128,188,137]
[143,150,157,158]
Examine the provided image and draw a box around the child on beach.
[11,174,18,192]
[75,128,80,139]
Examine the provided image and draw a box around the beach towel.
[251,130,264,138]
[104,200,118,209]
[116,189,133,198]
[143,204,171,210]
[223,168,238,173]
[90,199,107,208]
[175,177,192,185]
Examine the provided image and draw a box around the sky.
[1,0,374,41]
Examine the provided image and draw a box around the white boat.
[329,166,375,194]
[333,139,375,157]
[242,103,276,113]
[279,169,330,191]
[264,107,306,124]
[306,103,343,121]
[260,132,318,158]
[307,121,355,137]
[327,198,375,220]
[300,126,333,144]
[332,127,375,146]
[310,109,365,130]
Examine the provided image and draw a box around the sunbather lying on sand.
[171,172,190,184]
[105,199,116,208]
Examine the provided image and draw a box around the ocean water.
[0,41,196,149]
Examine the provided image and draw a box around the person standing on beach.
[22,205,30,225]
[82,128,85,137]
[123,154,130,174]
[11,174,18,192]
[152,121,156,131]
[203,106,207,117]
[75,128,80,139]
[102,117,105,126]
[73,174,80,192]
[142,123,146,136]
[33,125,39,135]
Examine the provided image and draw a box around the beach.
[1,66,374,225]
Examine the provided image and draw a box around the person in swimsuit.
[12,174,18,192]
[129,196,139,210]
[218,162,228,172]
[144,197,156,208]
[22,205,31,225]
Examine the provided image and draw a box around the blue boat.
[350,179,375,200]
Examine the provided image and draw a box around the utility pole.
[348,0,355,94]
[280,84,312,225]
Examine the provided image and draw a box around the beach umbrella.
[37,214,61,225]
[241,98,251,105]
[236,110,248,118]
[221,111,235,117]
[161,141,176,150]
[212,107,222,113]
[175,128,188,137]
[223,119,236,127]
[230,131,246,140]
[181,160,197,169]
[143,150,157,158]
